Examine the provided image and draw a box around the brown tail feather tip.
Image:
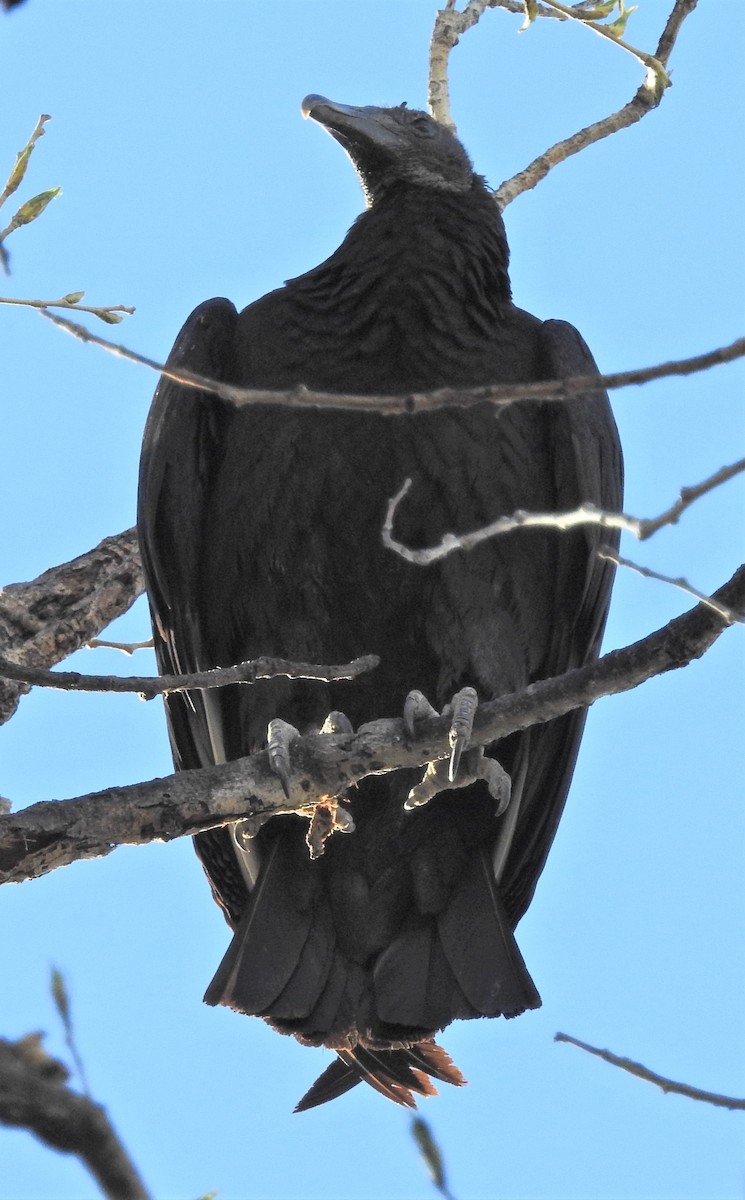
[294,1040,467,1112]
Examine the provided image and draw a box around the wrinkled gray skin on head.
[302,95,474,205]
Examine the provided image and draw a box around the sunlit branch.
[383,459,745,572]
[0,294,134,323]
[1,562,742,885]
[0,651,380,699]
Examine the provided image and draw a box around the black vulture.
[138,96,623,1110]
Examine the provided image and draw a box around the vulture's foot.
[266,712,355,857]
[268,711,353,797]
[403,687,511,814]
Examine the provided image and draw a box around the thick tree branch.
[0,1035,151,1199]
[555,1033,745,1112]
[2,563,742,887]
[42,308,745,413]
[0,529,143,725]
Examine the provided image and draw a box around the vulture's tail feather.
[294,1040,466,1112]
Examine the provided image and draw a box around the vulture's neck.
[294,179,512,325]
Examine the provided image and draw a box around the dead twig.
[42,308,745,414]
[383,458,745,570]
[599,551,742,626]
[494,0,698,207]
[0,651,380,699]
[555,1032,745,1112]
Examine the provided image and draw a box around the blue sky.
[1,3,744,1198]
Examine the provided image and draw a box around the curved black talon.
[447,686,478,782]
[403,689,438,739]
[267,717,300,798]
[233,812,271,844]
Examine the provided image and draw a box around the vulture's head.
[302,95,475,207]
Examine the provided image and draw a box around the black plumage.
[137,96,623,1110]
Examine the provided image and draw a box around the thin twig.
[0,114,51,211]
[87,638,154,655]
[383,458,745,568]
[599,550,743,626]
[0,112,58,272]
[494,0,698,207]
[555,1032,745,1112]
[0,294,134,323]
[539,0,668,82]
[635,458,745,539]
[41,308,745,414]
[0,651,379,699]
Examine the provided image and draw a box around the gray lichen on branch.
[0,528,144,726]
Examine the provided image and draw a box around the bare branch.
[383,459,745,567]
[635,458,745,540]
[0,293,134,323]
[600,550,743,625]
[428,5,463,129]
[0,651,380,699]
[427,0,580,128]
[0,529,143,726]
[655,0,699,67]
[0,1035,151,1199]
[555,1032,745,1112]
[2,562,742,886]
[494,0,698,208]
[42,308,745,414]
[87,638,153,655]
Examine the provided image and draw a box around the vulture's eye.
[411,115,436,137]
